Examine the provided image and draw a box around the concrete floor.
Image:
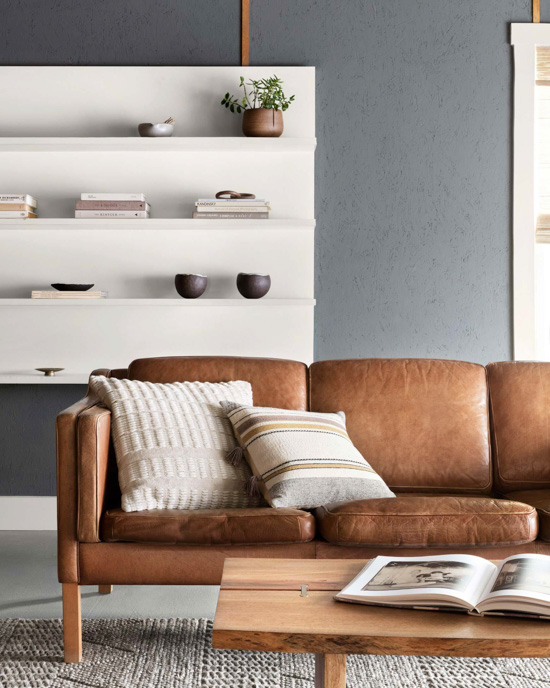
[0,531,219,619]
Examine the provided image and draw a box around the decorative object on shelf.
[35,367,64,377]
[242,109,283,138]
[0,193,38,218]
[51,283,94,292]
[215,190,256,199]
[221,76,294,137]
[236,273,271,299]
[175,273,208,299]
[193,190,270,220]
[138,117,175,137]
[76,193,149,218]
[31,290,107,299]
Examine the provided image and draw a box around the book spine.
[195,201,270,208]
[0,203,34,212]
[0,211,37,218]
[75,201,149,210]
[0,194,37,206]
[195,205,270,212]
[81,193,146,201]
[32,292,107,298]
[75,210,150,218]
[192,212,269,219]
[197,198,266,203]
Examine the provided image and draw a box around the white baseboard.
[0,496,57,530]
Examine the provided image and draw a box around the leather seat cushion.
[101,507,315,545]
[315,494,537,547]
[505,490,550,542]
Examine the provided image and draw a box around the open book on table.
[335,554,550,619]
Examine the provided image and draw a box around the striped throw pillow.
[221,403,395,508]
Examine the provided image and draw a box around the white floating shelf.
[0,298,316,307]
[0,373,88,385]
[0,137,317,153]
[0,218,315,230]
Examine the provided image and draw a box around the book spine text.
[0,211,37,218]
[75,201,149,210]
[81,193,146,201]
[0,194,37,206]
[192,212,269,219]
[75,211,150,218]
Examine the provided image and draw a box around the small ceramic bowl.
[138,123,174,137]
[51,283,94,291]
[236,273,271,299]
[175,274,208,298]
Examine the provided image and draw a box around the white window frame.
[512,24,550,359]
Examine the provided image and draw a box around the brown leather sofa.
[57,356,550,661]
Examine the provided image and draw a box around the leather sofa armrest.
[77,405,113,543]
[57,395,101,583]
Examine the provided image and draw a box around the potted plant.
[221,75,295,137]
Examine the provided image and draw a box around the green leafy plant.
[221,75,295,114]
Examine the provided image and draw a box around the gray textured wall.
[0,0,532,495]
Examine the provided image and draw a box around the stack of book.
[0,193,37,218]
[31,290,107,299]
[75,193,150,219]
[193,198,270,219]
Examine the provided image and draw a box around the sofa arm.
[57,395,102,583]
[77,405,113,543]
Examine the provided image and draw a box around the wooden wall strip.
[534,0,541,23]
[242,0,250,66]
[537,46,550,80]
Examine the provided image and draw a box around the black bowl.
[236,273,271,299]
[51,283,94,291]
[175,274,208,298]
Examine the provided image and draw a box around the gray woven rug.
[1,618,550,687]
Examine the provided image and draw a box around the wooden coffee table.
[213,558,550,688]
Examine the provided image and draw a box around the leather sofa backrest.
[127,356,308,410]
[309,358,491,493]
[488,361,550,492]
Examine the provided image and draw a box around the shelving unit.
[1,374,89,385]
[0,298,315,307]
[0,218,315,230]
[0,137,316,153]
[0,66,316,381]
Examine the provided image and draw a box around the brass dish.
[35,367,65,377]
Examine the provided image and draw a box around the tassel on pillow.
[246,474,261,498]
[225,446,245,466]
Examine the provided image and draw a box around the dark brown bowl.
[51,283,94,291]
[175,274,207,298]
[236,273,271,299]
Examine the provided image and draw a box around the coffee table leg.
[315,653,346,688]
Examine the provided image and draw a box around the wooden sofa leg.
[98,585,113,594]
[62,583,82,663]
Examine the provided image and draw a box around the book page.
[479,554,550,610]
[337,554,497,609]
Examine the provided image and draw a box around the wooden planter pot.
[242,109,284,137]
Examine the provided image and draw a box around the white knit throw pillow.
[89,376,261,512]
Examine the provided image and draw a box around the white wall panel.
[0,66,315,380]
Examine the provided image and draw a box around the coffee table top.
[212,558,550,657]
